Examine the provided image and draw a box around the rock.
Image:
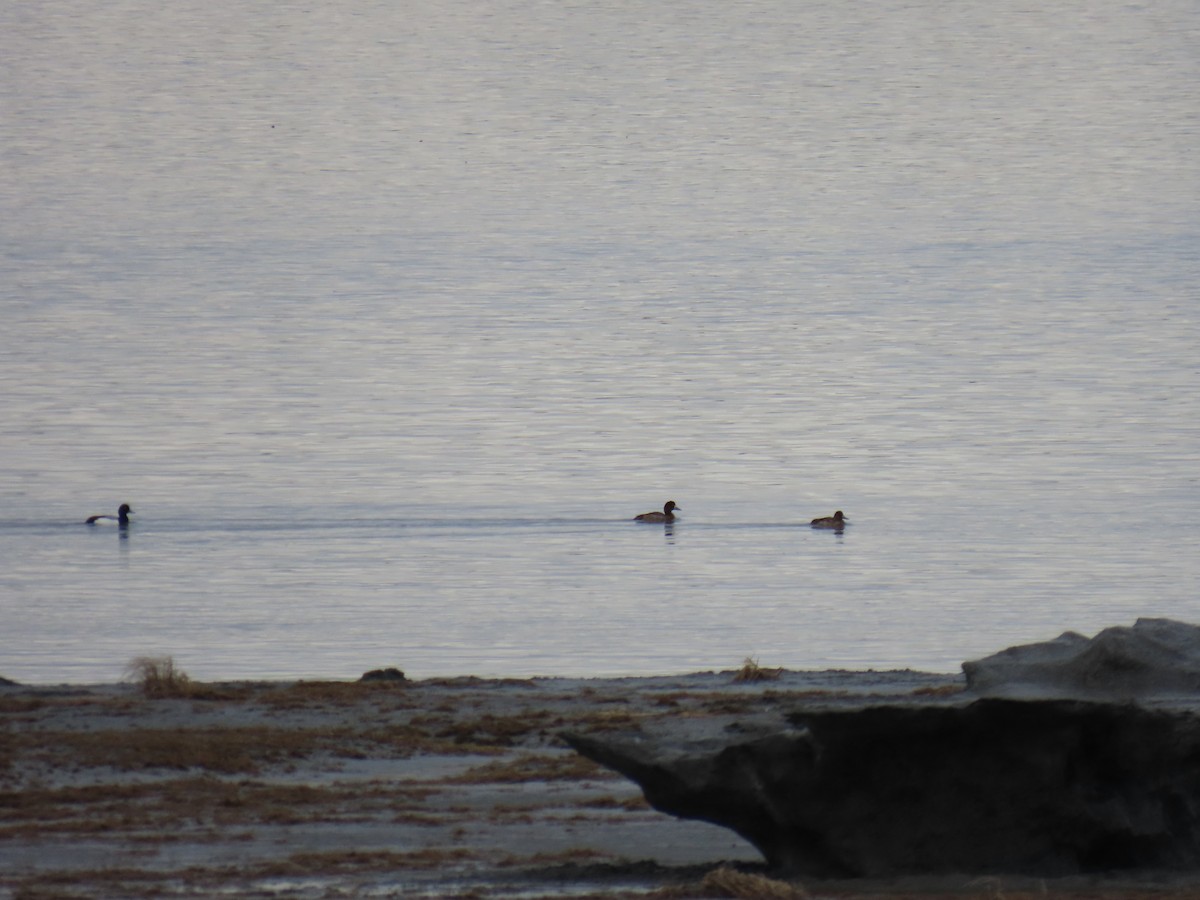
[963,618,1200,698]
[359,667,406,683]
[564,698,1200,877]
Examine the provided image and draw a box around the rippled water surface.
[2,0,1197,683]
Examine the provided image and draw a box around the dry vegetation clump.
[576,793,649,811]
[10,849,487,895]
[651,865,809,900]
[698,865,809,899]
[7,716,507,782]
[912,683,966,698]
[35,724,342,775]
[448,752,614,784]
[424,676,539,690]
[644,690,785,718]
[258,679,413,710]
[732,658,783,683]
[0,696,47,715]
[0,775,440,840]
[430,709,561,747]
[566,707,645,732]
[496,847,610,868]
[358,722,505,758]
[125,656,194,699]
[5,866,179,898]
[412,705,646,748]
[241,847,478,877]
[691,694,768,715]
[700,868,806,900]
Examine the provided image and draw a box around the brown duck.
[635,500,680,523]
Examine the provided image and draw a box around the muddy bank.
[2,668,1197,898]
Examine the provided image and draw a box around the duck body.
[811,510,846,529]
[86,503,133,526]
[635,500,679,523]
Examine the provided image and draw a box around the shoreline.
[0,663,967,691]
[3,668,1197,898]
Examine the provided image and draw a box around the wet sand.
[2,669,1196,898]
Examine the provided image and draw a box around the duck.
[810,510,846,529]
[86,503,133,526]
[634,500,679,523]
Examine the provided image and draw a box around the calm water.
[2,0,1198,684]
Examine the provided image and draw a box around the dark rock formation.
[564,698,1200,877]
[963,618,1200,698]
[359,667,406,683]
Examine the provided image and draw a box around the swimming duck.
[634,500,679,523]
[86,503,133,526]
[810,510,846,529]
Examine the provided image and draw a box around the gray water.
[2,0,1197,684]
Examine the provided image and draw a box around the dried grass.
[246,847,477,876]
[7,713,511,785]
[35,725,340,775]
[496,847,609,868]
[258,680,412,710]
[699,866,809,899]
[125,656,194,699]
[431,709,560,746]
[449,752,613,784]
[0,775,439,839]
[732,658,783,683]
[912,683,966,698]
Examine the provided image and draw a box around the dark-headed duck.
[811,510,846,529]
[634,500,679,523]
[86,503,133,526]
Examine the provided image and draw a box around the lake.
[1,0,1197,683]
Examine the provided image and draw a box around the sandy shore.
[2,668,1196,899]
